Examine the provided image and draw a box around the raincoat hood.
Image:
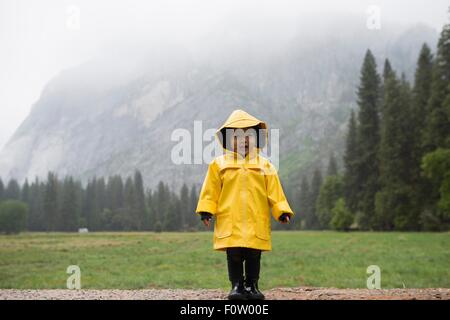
[216,109,268,153]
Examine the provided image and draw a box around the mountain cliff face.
[0,19,438,191]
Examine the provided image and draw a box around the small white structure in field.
[78,228,89,233]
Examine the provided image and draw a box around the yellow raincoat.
[196,109,294,251]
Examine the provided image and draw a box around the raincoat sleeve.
[265,163,294,221]
[195,160,222,216]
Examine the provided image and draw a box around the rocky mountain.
[0,17,438,192]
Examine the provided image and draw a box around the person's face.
[232,127,257,156]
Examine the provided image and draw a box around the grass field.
[0,231,448,290]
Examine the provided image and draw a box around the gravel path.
[0,287,448,300]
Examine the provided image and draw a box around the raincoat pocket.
[247,189,270,241]
[215,213,232,238]
[255,213,270,240]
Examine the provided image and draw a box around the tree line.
[0,171,202,232]
[292,18,450,231]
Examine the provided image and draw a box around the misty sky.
[0,0,449,151]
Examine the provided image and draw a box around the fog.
[0,0,448,150]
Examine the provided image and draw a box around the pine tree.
[286,183,300,230]
[307,168,323,229]
[74,180,83,227]
[107,175,124,211]
[327,153,338,176]
[44,172,60,231]
[124,176,136,230]
[60,176,80,231]
[133,170,147,230]
[343,110,359,213]
[20,179,30,228]
[355,49,381,229]
[420,18,450,229]
[189,184,199,231]
[411,44,434,225]
[423,22,450,150]
[155,181,169,229]
[413,44,434,137]
[5,179,21,200]
[383,59,393,82]
[0,178,4,201]
[380,59,394,118]
[376,71,417,230]
[21,179,30,204]
[180,183,189,230]
[84,177,99,230]
[298,176,311,230]
[79,181,88,228]
[28,177,45,231]
[164,192,181,231]
[95,177,106,215]
[146,188,156,230]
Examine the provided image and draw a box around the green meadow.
[0,231,448,289]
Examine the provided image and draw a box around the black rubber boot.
[228,279,248,300]
[226,248,247,300]
[245,279,265,300]
[243,248,264,300]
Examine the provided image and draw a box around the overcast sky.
[0,0,449,150]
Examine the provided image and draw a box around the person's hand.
[279,213,291,224]
[200,212,213,228]
[203,218,211,228]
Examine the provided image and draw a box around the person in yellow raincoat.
[196,109,295,300]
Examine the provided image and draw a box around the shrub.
[0,200,28,234]
[330,198,353,231]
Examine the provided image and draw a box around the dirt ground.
[0,287,448,300]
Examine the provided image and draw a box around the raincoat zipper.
[243,164,247,242]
